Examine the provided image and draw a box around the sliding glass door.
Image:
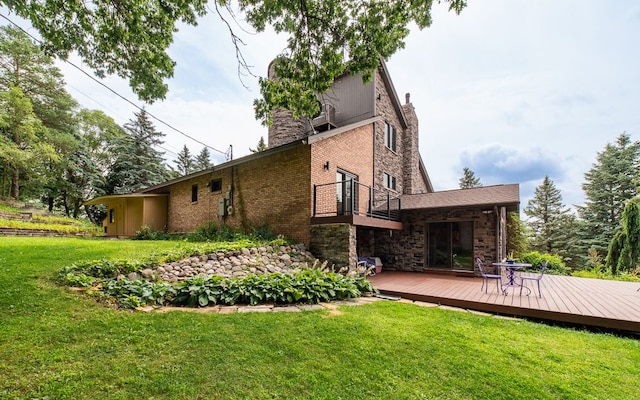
[426,221,474,269]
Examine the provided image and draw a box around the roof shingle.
[401,184,519,210]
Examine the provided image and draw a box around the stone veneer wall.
[372,208,497,273]
[401,95,428,194]
[374,68,405,197]
[167,145,312,245]
[309,223,357,268]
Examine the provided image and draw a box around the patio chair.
[476,258,502,294]
[519,260,548,297]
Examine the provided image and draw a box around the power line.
[0,12,233,159]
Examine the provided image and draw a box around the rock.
[141,268,154,279]
[127,272,139,280]
[241,248,251,256]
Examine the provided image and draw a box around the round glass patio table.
[491,262,532,295]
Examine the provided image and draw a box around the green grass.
[1,237,639,399]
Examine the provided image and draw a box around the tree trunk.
[10,168,19,199]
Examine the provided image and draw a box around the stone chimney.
[266,59,310,148]
[402,92,421,194]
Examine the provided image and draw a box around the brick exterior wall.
[372,208,498,273]
[167,145,312,245]
[310,124,374,215]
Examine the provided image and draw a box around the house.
[85,60,520,274]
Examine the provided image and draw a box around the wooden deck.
[369,271,640,332]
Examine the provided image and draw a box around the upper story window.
[191,184,198,203]
[384,121,397,151]
[209,179,222,193]
[384,172,397,191]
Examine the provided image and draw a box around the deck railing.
[313,180,401,221]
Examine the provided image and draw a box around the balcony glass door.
[336,170,357,215]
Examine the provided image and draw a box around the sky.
[3,0,640,212]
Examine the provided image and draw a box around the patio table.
[492,262,532,295]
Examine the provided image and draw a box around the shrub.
[519,252,567,275]
[134,225,172,240]
[102,279,176,308]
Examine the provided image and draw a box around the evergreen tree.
[174,145,195,175]
[577,133,640,255]
[250,136,268,153]
[459,167,482,189]
[507,212,528,257]
[0,26,78,203]
[0,86,56,199]
[194,147,213,171]
[524,176,573,254]
[105,110,170,194]
[605,197,640,274]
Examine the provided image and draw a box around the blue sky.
[5,1,640,212]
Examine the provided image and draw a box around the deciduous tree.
[2,1,466,123]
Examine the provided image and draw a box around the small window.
[191,184,198,202]
[209,179,222,193]
[384,173,397,191]
[384,121,397,151]
[109,209,115,223]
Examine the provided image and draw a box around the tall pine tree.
[194,147,213,171]
[173,145,195,175]
[524,176,571,254]
[459,167,482,189]
[105,110,170,194]
[577,133,640,255]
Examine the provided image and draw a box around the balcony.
[312,180,402,229]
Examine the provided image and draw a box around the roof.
[83,193,167,206]
[401,184,520,210]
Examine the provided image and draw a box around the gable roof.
[401,184,520,210]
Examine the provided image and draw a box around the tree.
[577,133,640,255]
[194,147,213,171]
[250,136,268,153]
[506,212,528,258]
[524,176,571,253]
[458,167,481,189]
[174,145,195,176]
[605,197,640,274]
[105,110,171,194]
[0,85,55,199]
[2,1,467,123]
[0,25,80,206]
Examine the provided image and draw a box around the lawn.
[1,237,638,399]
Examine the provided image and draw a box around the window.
[109,209,115,223]
[384,121,397,151]
[191,184,198,202]
[209,179,222,193]
[384,172,397,191]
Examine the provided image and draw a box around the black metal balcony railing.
[313,180,401,221]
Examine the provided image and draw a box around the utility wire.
[0,12,233,159]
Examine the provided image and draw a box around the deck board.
[369,272,640,332]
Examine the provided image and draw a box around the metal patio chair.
[476,258,502,294]
[519,260,548,297]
